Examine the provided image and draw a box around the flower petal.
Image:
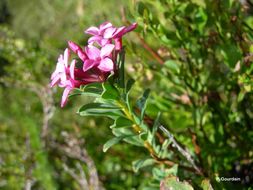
[61,87,72,107]
[124,22,138,33]
[83,59,98,72]
[103,27,117,39]
[101,39,111,46]
[50,74,60,87]
[59,79,71,88]
[99,22,113,31]
[85,26,99,35]
[99,22,112,32]
[51,70,58,80]
[63,48,70,66]
[69,60,76,79]
[85,45,100,60]
[98,58,114,72]
[100,44,115,58]
[112,23,137,38]
[68,41,82,53]
[88,36,103,45]
[114,38,122,51]
[60,72,67,82]
[77,50,87,61]
[112,26,126,38]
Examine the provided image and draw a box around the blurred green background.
[1,0,253,189]
[0,0,149,189]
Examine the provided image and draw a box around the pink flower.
[83,44,115,72]
[50,21,137,107]
[50,48,79,107]
[85,22,113,36]
[59,64,104,107]
[50,48,109,107]
[50,48,72,88]
[105,22,137,39]
[85,22,113,46]
[85,22,137,50]
[68,41,87,61]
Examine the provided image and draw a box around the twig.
[63,163,89,189]
[50,133,103,190]
[135,33,165,65]
[159,125,203,175]
[120,7,164,65]
[152,154,200,175]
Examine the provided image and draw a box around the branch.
[50,133,103,190]
[63,163,89,189]
[159,125,203,175]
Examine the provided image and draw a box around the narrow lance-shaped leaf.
[125,78,135,112]
[68,83,103,98]
[151,112,161,144]
[102,83,120,100]
[112,127,135,137]
[117,48,125,88]
[110,116,133,129]
[136,89,150,121]
[77,102,123,118]
[103,136,124,152]
[132,157,155,172]
[123,135,143,147]
[126,78,135,93]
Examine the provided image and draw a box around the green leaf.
[136,89,150,121]
[161,139,172,150]
[102,83,120,100]
[69,83,103,98]
[110,116,133,128]
[132,158,155,172]
[151,112,161,141]
[103,136,124,152]
[112,127,135,137]
[126,78,135,93]
[147,131,153,145]
[160,176,194,190]
[125,78,135,111]
[164,60,180,74]
[117,49,125,88]
[124,135,143,146]
[137,2,146,15]
[78,103,119,112]
[77,103,123,118]
[152,167,166,181]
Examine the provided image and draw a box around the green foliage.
[103,136,125,152]
[0,1,150,190]
[126,0,253,189]
[1,0,253,189]
[132,158,155,172]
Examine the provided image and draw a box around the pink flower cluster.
[50,22,137,107]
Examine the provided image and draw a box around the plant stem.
[159,125,203,175]
[117,100,202,175]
